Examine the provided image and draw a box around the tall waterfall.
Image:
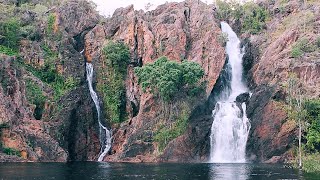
[209,22,251,163]
[86,63,112,162]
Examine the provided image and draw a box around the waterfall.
[86,63,112,162]
[209,22,251,163]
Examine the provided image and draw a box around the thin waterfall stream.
[86,63,112,161]
[209,22,251,163]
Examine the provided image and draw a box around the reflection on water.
[210,163,250,180]
[0,162,316,180]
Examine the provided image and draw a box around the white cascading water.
[209,22,251,163]
[86,63,112,161]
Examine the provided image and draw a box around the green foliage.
[33,4,48,14]
[25,79,46,120]
[215,0,233,20]
[285,74,307,124]
[0,18,21,50]
[296,39,317,53]
[2,147,21,157]
[46,13,55,35]
[0,45,17,56]
[154,104,189,151]
[24,63,78,103]
[215,0,269,34]
[241,3,269,34]
[291,46,304,58]
[65,77,77,89]
[304,99,320,152]
[291,38,317,58]
[135,57,205,101]
[20,25,37,40]
[302,153,320,173]
[103,41,130,74]
[98,41,130,123]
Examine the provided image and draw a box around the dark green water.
[0,162,318,180]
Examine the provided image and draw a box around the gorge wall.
[0,0,319,163]
[241,0,320,162]
[0,0,226,162]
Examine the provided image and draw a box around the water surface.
[0,162,318,180]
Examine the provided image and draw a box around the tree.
[286,74,307,168]
[0,18,21,50]
[304,99,320,152]
[135,57,205,101]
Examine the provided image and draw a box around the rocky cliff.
[87,0,226,162]
[0,0,226,162]
[1,0,318,163]
[0,0,101,161]
[242,0,320,162]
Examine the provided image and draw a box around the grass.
[0,45,18,56]
[2,147,21,157]
[271,10,315,42]
[302,153,320,173]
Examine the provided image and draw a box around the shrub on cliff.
[98,41,130,123]
[215,0,269,34]
[0,18,21,51]
[241,3,269,34]
[135,57,205,101]
[305,99,320,152]
[291,38,317,58]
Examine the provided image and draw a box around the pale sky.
[91,0,194,17]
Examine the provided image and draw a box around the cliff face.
[2,0,318,163]
[243,0,320,162]
[0,0,225,162]
[0,55,67,162]
[85,0,226,162]
[0,0,101,161]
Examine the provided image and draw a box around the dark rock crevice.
[241,37,259,89]
[72,25,96,52]
[67,108,78,161]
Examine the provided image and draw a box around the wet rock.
[236,92,250,104]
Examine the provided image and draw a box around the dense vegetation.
[98,41,130,123]
[285,75,320,172]
[135,57,205,151]
[154,103,190,151]
[304,99,320,153]
[215,0,269,34]
[25,79,46,120]
[0,18,20,53]
[135,57,205,101]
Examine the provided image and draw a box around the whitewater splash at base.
[86,63,112,161]
[209,22,251,163]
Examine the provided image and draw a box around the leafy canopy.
[304,99,320,152]
[215,0,269,34]
[0,18,21,50]
[98,41,130,123]
[135,57,205,101]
